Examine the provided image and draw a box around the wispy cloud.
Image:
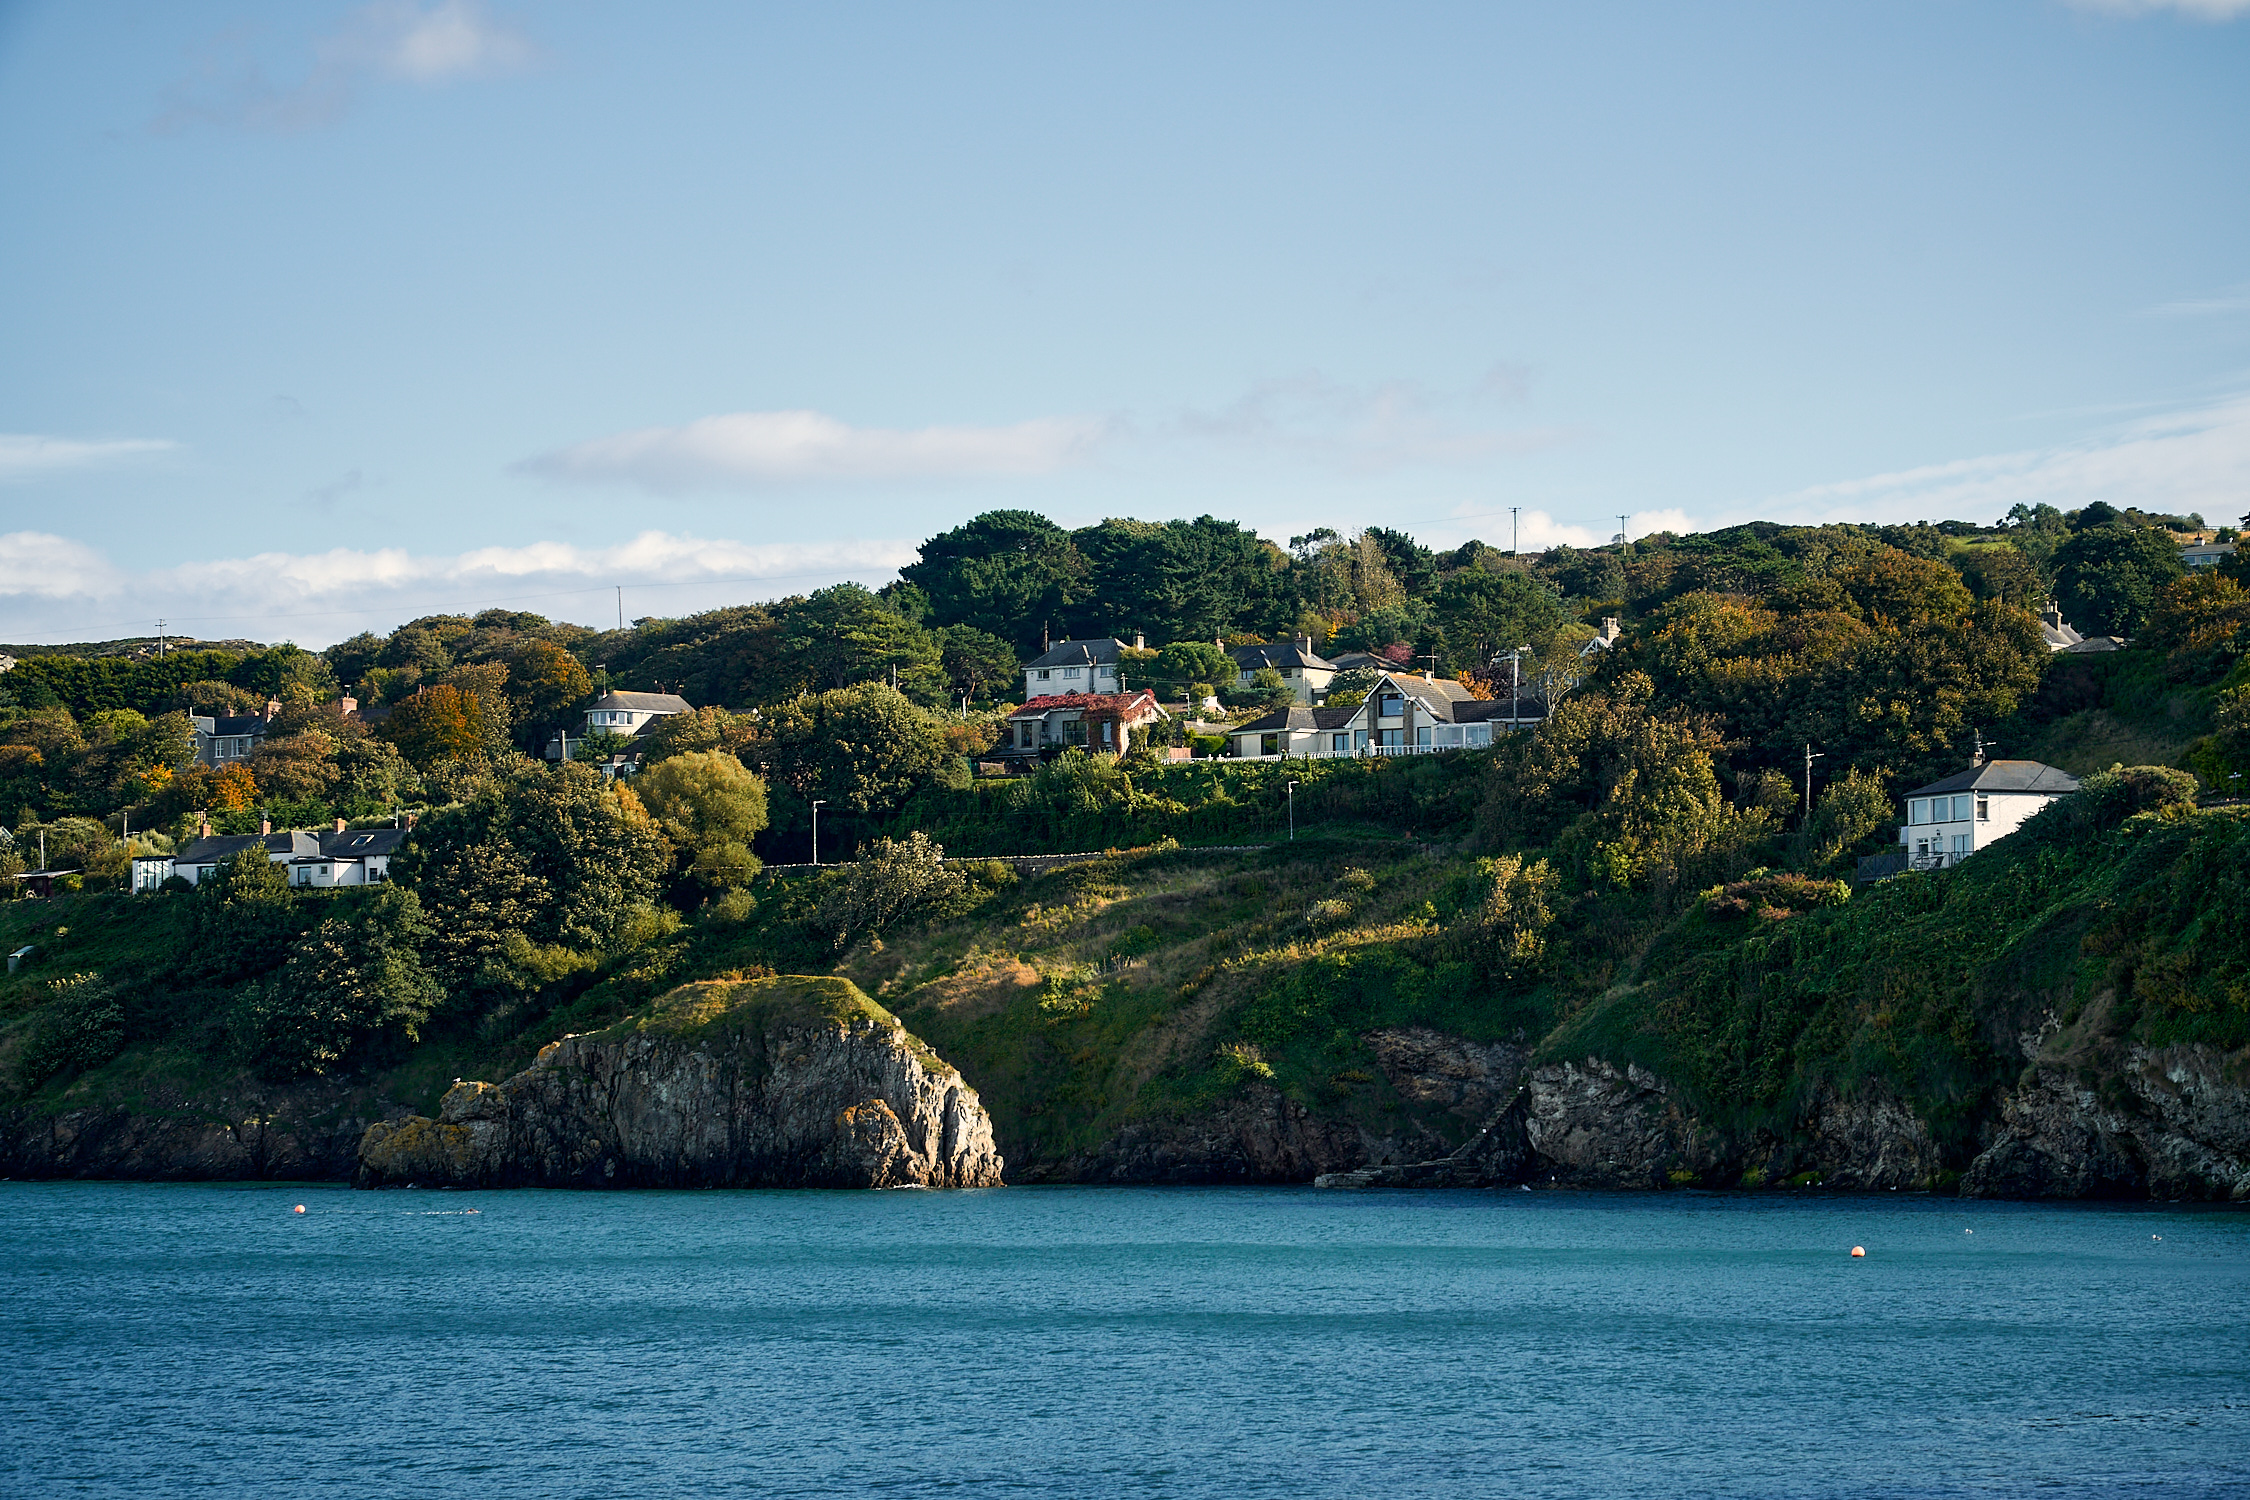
[2148,284,2250,317]
[521,410,1107,492]
[156,1,535,133]
[0,531,914,648]
[1176,368,1572,474]
[1441,506,1697,551]
[2067,0,2250,16]
[0,435,174,482]
[1767,392,2250,526]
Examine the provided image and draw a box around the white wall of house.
[1023,662,1120,699]
[1898,790,2064,867]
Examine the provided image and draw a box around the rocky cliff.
[0,1079,401,1181]
[355,977,1003,1190]
[1317,1040,2250,1200]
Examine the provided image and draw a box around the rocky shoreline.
[4,1016,2244,1201]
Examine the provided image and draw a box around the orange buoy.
[1850,1245,1866,1258]
[293,1204,306,1215]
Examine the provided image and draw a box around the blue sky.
[3,0,2247,646]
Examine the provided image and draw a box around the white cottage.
[1227,670,1542,759]
[1897,757,2079,870]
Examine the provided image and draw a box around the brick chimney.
[260,812,272,836]
[197,812,210,840]
[263,697,283,721]
[336,695,357,717]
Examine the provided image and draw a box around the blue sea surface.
[2,1183,2246,1498]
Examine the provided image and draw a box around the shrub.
[17,973,125,1090]
[807,832,968,948]
[231,886,441,1080]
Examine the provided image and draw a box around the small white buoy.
[293,1204,306,1215]
[1850,1245,1866,1258]
[1519,1185,1531,1193]
[2152,1234,2162,1242]
[1965,1229,1973,1235]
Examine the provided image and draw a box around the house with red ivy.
[1000,689,1167,764]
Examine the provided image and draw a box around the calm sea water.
[2,1183,2246,1498]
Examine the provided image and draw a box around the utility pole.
[1511,645,1530,727]
[156,618,167,657]
[1803,743,1825,821]
[1287,779,1297,841]
[810,799,825,867]
[617,586,624,631]
[1617,514,1630,548]
[1509,506,1522,555]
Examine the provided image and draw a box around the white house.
[1579,617,1623,658]
[580,690,690,735]
[134,820,407,891]
[1229,639,1337,704]
[1896,757,2079,870]
[2182,539,2237,570]
[1022,639,1131,700]
[1001,689,1166,762]
[1227,670,1542,759]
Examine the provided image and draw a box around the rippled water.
[3,1183,2247,1498]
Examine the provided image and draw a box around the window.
[1037,669,1051,681]
[1951,834,1971,857]
[1378,694,1404,718]
[1416,727,1432,747]
[1063,719,1087,745]
[1260,734,1280,756]
[1909,798,1928,825]
[1976,797,1990,821]
[1065,667,1082,679]
[1379,728,1404,748]
[1953,794,1974,822]
[1100,721,1113,745]
[1354,730,1368,752]
[1332,733,1348,753]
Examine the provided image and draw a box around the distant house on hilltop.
[189,699,283,767]
[545,689,692,774]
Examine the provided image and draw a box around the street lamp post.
[810,800,825,867]
[1510,645,1530,728]
[1287,779,1297,841]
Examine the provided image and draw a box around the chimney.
[260,812,272,836]
[405,812,417,831]
[1134,632,1146,651]
[1602,616,1621,643]
[198,812,210,840]
[334,817,347,833]
[264,697,282,721]
[336,695,357,717]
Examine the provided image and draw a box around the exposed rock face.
[0,1082,400,1181]
[1519,1058,1722,1188]
[1794,1085,1943,1191]
[1364,1027,1526,1124]
[1035,1085,1447,1184]
[356,978,1002,1190]
[1963,1045,2250,1201]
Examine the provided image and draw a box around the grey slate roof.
[591,690,692,713]
[1455,697,1546,723]
[1904,760,2080,799]
[319,827,407,859]
[1326,651,1393,673]
[205,714,270,737]
[1026,638,1126,670]
[1231,641,1335,672]
[174,832,318,864]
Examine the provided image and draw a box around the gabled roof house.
[1227,670,1543,760]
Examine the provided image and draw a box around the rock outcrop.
[1963,1044,2250,1200]
[356,977,1003,1190]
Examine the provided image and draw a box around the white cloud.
[0,531,915,649]
[0,435,174,482]
[1441,507,1698,551]
[157,2,533,133]
[522,410,1106,491]
[2068,0,2250,16]
[0,533,126,601]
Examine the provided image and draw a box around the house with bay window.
[1227,670,1543,759]
[1896,758,2078,870]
